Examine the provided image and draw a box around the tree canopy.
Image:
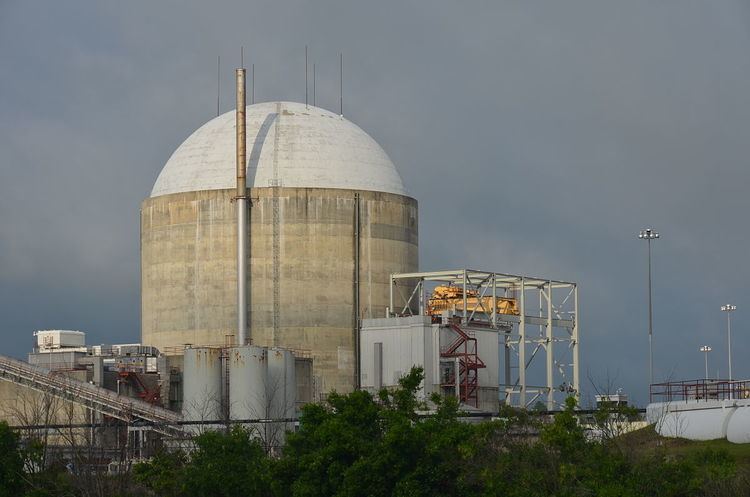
[0,421,25,497]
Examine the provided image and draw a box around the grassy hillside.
[625,425,750,466]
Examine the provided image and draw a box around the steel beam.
[546,281,554,409]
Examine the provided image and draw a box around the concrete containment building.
[141,101,418,395]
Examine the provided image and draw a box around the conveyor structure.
[0,355,184,438]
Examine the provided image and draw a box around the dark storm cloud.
[1,0,749,404]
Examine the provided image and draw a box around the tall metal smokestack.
[236,67,248,345]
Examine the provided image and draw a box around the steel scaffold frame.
[389,269,579,410]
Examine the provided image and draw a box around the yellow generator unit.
[427,285,519,317]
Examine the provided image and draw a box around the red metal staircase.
[117,371,162,405]
[440,323,485,407]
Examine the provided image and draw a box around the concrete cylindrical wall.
[141,187,418,395]
[182,347,223,422]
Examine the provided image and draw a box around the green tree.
[273,388,383,497]
[133,449,187,497]
[185,426,271,497]
[540,396,586,460]
[135,426,270,497]
[0,421,26,497]
[274,367,480,497]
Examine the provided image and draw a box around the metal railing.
[650,378,750,403]
[162,343,313,360]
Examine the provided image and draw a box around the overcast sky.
[2,0,749,406]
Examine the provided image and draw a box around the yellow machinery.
[427,285,519,317]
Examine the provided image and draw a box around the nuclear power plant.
[0,65,579,461]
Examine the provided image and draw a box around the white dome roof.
[151,101,407,197]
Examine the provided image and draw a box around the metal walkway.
[0,355,184,438]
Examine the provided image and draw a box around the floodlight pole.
[647,238,653,385]
[721,304,736,391]
[639,228,659,388]
[700,345,711,379]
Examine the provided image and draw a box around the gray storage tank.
[228,345,267,423]
[265,347,296,448]
[182,347,223,426]
[266,348,296,418]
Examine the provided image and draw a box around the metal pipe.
[573,284,580,399]
[462,270,467,322]
[519,278,526,407]
[236,68,248,346]
[236,68,247,202]
[389,274,394,317]
[455,357,460,399]
[491,275,497,327]
[504,332,511,401]
[339,53,343,116]
[497,328,501,406]
[418,281,425,316]
[546,281,554,410]
[353,193,360,388]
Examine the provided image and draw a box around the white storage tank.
[265,348,296,450]
[182,347,223,425]
[267,348,296,419]
[284,350,296,419]
[228,345,267,421]
[726,404,750,444]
